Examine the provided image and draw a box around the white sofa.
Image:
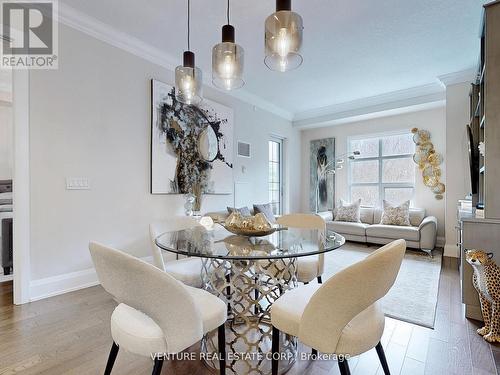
[317,207,437,256]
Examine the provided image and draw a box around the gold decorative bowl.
[221,224,281,237]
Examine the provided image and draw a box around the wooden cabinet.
[458,210,500,320]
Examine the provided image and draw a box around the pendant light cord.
[187,0,190,51]
[227,0,230,25]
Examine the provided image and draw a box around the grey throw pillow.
[380,200,411,226]
[253,203,276,224]
[334,199,361,223]
[227,206,252,217]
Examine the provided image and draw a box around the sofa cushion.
[366,224,419,242]
[253,203,277,223]
[227,206,252,217]
[359,207,374,224]
[334,199,361,223]
[327,221,369,236]
[380,200,411,226]
[374,208,426,227]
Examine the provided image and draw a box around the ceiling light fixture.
[212,0,244,90]
[175,0,203,105]
[264,0,303,72]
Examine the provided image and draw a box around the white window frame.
[348,132,416,208]
[268,136,284,215]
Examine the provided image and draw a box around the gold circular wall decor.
[428,153,443,166]
[432,183,446,194]
[413,130,431,145]
[411,128,445,200]
[423,175,439,187]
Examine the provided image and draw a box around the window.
[349,133,415,207]
[268,138,283,215]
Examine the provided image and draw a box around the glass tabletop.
[155,225,345,260]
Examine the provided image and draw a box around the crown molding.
[437,68,476,87]
[293,82,446,128]
[56,4,294,121]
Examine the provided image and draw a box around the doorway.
[0,68,13,304]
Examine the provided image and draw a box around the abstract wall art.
[309,138,335,212]
[151,80,234,196]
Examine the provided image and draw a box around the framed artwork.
[151,79,234,195]
[309,138,335,212]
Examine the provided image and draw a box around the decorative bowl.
[222,224,278,237]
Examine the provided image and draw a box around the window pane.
[382,134,415,156]
[385,188,414,206]
[273,142,280,162]
[351,160,379,183]
[351,186,379,207]
[382,158,415,183]
[269,142,273,161]
[350,138,379,158]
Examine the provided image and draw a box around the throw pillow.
[227,206,252,217]
[253,203,277,223]
[380,200,411,226]
[334,199,361,223]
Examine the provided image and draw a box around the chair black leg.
[218,324,226,375]
[272,326,280,375]
[225,274,232,313]
[375,342,390,375]
[311,348,318,357]
[338,358,351,375]
[104,342,119,375]
[151,358,163,375]
[317,276,323,284]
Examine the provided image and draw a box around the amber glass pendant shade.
[212,25,245,90]
[264,0,303,72]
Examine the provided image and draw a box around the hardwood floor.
[0,263,499,375]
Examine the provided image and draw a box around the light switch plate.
[66,177,90,190]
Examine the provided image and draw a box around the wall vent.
[237,141,251,158]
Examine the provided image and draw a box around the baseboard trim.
[29,256,153,302]
[444,243,459,258]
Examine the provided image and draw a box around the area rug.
[323,242,442,329]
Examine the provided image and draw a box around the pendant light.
[264,0,303,72]
[212,0,244,90]
[175,0,203,105]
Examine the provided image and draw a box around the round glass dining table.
[156,225,345,375]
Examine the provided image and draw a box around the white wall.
[444,82,471,257]
[0,103,13,180]
[301,107,447,240]
[28,25,299,289]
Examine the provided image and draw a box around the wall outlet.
[66,177,90,190]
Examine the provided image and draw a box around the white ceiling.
[58,0,486,121]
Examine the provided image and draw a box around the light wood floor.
[0,262,499,375]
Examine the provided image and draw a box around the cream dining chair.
[276,214,326,284]
[270,239,406,375]
[89,242,227,375]
[150,218,204,288]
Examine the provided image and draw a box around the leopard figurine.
[466,249,500,343]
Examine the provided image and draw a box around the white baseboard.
[29,256,154,302]
[443,243,459,258]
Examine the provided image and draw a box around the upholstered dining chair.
[276,214,326,284]
[270,239,406,375]
[89,242,227,375]
[150,218,204,288]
